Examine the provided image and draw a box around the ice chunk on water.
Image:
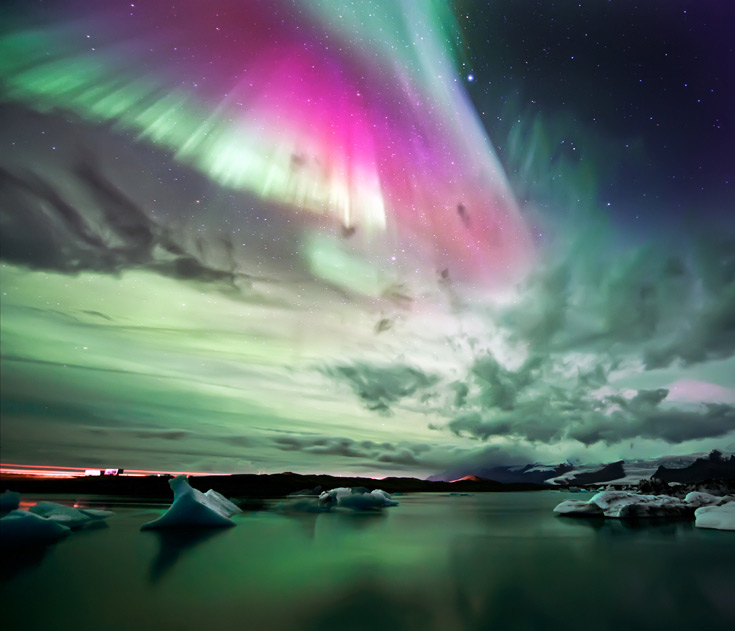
[203,489,241,517]
[553,500,604,516]
[29,502,114,528]
[554,490,692,519]
[0,490,20,513]
[141,475,242,530]
[684,492,721,508]
[586,490,690,519]
[694,501,735,531]
[0,510,71,546]
[318,487,399,511]
[369,489,397,504]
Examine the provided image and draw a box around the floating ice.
[0,510,71,546]
[553,500,604,517]
[586,491,691,519]
[318,487,398,511]
[554,490,692,519]
[684,492,722,508]
[0,490,20,513]
[318,487,353,506]
[29,502,114,528]
[141,475,242,530]
[694,501,735,531]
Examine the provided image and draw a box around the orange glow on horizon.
[0,463,232,478]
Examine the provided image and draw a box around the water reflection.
[0,544,51,581]
[556,514,694,538]
[1,494,734,631]
[146,528,226,583]
[302,581,433,631]
[283,513,319,540]
[277,507,389,540]
[332,510,388,531]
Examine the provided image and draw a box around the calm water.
[2,492,734,631]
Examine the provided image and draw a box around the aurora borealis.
[1,0,734,475]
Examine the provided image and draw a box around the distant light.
[467,74,474,82]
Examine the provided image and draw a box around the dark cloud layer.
[325,363,439,414]
[272,435,434,468]
[0,162,238,285]
[500,236,735,370]
[471,353,541,412]
[447,383,735,448]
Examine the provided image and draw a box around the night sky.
[1,0,733,476]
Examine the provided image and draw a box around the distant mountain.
[449,475,486,483]
[0,471,547,498]
[430,451,728,486]
[652,450,735,483]
[541,461,630,486]
[566,461,626,485]
[429,463,574,485]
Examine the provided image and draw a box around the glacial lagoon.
[2,491,734,631]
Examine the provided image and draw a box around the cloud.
[500,264,570,349]
[0,158,239,286]
[471,353,541,411]
[643,273,735,368]
[568,402,735,446]
[427,228,735,457]
[273,436,375,459]
[376,449,422,466]
[445,382,735,448]
[496,224,735,372]
[324,363,439,414]
[270,435,465,471]
[449,381,469,408]
[135,430,190,441]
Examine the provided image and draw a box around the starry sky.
[1,0,734,476]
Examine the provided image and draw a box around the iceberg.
[0,510,71,546]
[0,490,20,513]
[554,490,692,520]
[694,501,735,531]
[684,492,722,508]
[141,475,242,530]
[318,487,399,511]
[553,500,604,517]
[588,491,691,518]
[29,502,114,528]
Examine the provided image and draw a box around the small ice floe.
[553,500,604,517]
[684,492,722,508]
[590,491,691,518]
[0,510,71,547]
[694,501,735,531]
[0,490,20,513]
[29,502,114,529]
[554,490,691,519]
[319,487,399,511]
[141,475,242,530]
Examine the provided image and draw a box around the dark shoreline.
[0,472,547,500]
